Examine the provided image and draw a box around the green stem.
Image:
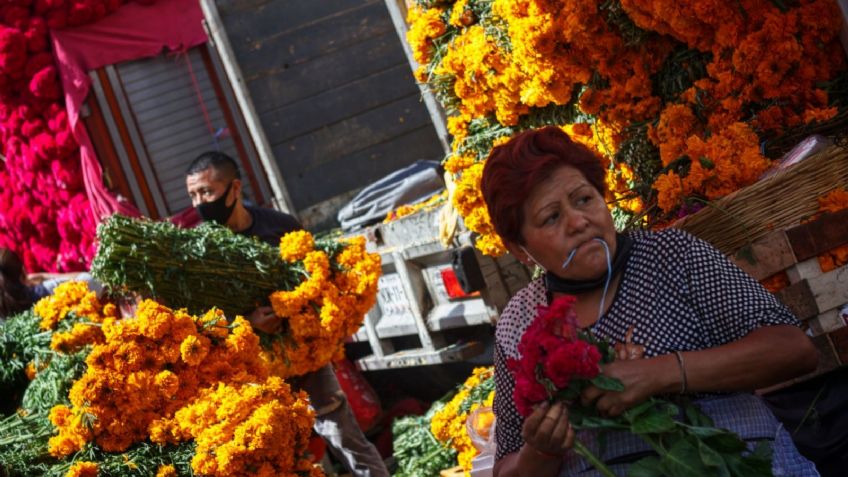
[572,439,617,477]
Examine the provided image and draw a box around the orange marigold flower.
[25,361,38,380]
[279,230,315,262]
[65,461,98,477]
[155,465,178,477]
[803,106,838,124]
[180,334,210,366]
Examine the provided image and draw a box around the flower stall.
[0,216,383,475]
[405,0,847,256]
[0,0,206,273]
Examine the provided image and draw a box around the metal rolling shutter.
[112,47,256,216]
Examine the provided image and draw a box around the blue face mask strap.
[595,237,612,320]
[561,249,577,270]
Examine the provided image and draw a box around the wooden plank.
[829,325,848,364]
[233,2,395,72]
[786,258,823,283]
[244,31,406,112]
[807,309,843,336]
[785,208,848,261]
[218,0,374,42]
[807,263,848,314]
[730,230,796,281]
[258,63,418,144]
[271,93,434,171]
[285,126,442,211]
[775,280,819,321]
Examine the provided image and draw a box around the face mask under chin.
[197,182,236,225]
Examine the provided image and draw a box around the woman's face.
[510,165,616,281]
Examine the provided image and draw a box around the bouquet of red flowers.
[508,296,772,477]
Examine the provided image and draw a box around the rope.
[182,51,219,150]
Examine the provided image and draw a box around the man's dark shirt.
[239,205,302,246]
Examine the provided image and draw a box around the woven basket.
[674,145,848,255]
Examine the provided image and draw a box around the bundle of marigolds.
[0,281,115,415]
[406,0,847,255]
[392,400,458,476]
[90,215,298,317]
[509,296,771,477]
[0,293,323,477]
[430,367,495,475]
[91,215,381,378]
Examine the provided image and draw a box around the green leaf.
[622,400,656,422]
[702,432,747,454]
[573,415,629,431]
[683,401,714,427]
[630,409,677,434]
[625,400,678,434]
[628,456,662,477]
[698,439,730,476]
[592,374,625,392]
[725,441,773,477]
[660,438,715,477]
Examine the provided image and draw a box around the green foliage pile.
[0,311,52,415]
[90,214,301,317]
[392,402,458,477]
[0,306,195,476]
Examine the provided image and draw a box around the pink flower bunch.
[0,0,133,272]
[508,295,602,416]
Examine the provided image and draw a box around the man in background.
[185,151,389,477]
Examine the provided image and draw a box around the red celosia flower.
[508,295,602,416]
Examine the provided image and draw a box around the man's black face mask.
[197,182,235,225]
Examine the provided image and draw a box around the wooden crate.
[675,146,848,390]
[683,207,848,390]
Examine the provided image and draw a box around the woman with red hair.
[483,126,819,476]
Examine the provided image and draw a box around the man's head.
[185,151,244,227]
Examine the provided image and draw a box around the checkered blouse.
[493,229,818,476]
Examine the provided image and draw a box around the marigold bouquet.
[266,230,381,377]
[1,281,116,415]
[430,366,495,474]
[0,291,323,477]
[91,215,381,378]
[509,295,772,477]
[406,0,847,254]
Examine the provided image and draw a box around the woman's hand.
[520,401,575,457]
[581,359,664,417]
[580,328,667,417]
[494,401,574,477]
[614,327,644,361]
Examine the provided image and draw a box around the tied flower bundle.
[1,281,116,417]
[92,215,381,378]
[509,296,772,477]
[0,297,323,477]
[430,367,495,474]
[266,230,381,378]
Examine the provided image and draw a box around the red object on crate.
[334,358,381,432]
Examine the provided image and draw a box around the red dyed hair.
[481,126,606,245]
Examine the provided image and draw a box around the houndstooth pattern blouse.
[493,228,816,475]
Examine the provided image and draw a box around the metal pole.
[383,0,451,154]
[199,0,298,216]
